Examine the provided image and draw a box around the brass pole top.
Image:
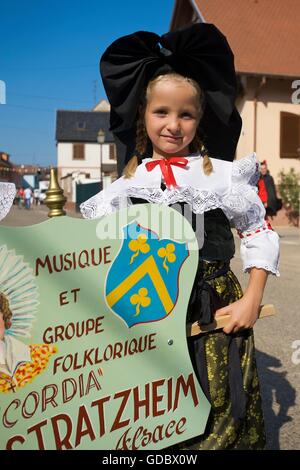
[45,168,67,218]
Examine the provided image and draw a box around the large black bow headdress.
[100,23,242,171]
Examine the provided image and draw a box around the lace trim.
[0,183,16,221]
[81,181,263,229]
[80,192,130,219]
[126,186,224,214]
[222,183,265,232]
[129,182,265,232]
[80,154,262,225]
[244,263,280,277]
[232,153,260,185]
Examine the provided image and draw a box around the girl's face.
[144,80,201,159]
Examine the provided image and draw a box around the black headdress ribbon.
[100,23,242,164]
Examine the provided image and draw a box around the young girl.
[81,24,280,450]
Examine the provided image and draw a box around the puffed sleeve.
[80,176,131,219]
[0,182,16,221]
[222,153,280,276]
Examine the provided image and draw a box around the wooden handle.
[186,304,276,337]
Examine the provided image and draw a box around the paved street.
[0,203,81,226]
[1,205,299,449]
[231,226,300,450]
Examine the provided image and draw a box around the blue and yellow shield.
[105,221,189,327]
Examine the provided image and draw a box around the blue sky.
[0,0,175,166]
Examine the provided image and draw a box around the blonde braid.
[123,155,138,178]
[202,153,213,175]
[190,131,203,154]
[123,110,149,178]
[123,115,146,178]
[135,114,148,155]
[190,131,213,176]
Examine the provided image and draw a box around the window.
[73,143,85,160]
[280,112,300,158]
[109,144,116,160]
[77,121,86,130]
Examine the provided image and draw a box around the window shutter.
[280,112,300,158]
[109,144,116,160]
[73,144,85,160]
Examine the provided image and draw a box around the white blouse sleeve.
[80,177,131,219]
[222,153,280,276]
[0,182,16,221]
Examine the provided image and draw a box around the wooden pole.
[186,304,276,337]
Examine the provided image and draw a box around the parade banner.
[0,204,210,450]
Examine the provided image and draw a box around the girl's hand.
[214,294,261,334]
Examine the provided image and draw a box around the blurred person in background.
[24,187,32,210]
[258,160,282,219]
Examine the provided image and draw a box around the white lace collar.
[125,155,232,196]
[80,153,258,220]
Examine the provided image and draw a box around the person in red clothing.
[258,160,281,220]
[258,163,268,214]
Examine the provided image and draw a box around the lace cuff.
[0,183,16,221]
[240,230,280,277]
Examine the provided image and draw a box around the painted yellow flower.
[157,243,176,273]
[130,287,151,316]
[128,234,150,264]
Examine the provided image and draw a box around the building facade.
[0,152,14,183]
[56,106,118,209]
[170,0,300,181]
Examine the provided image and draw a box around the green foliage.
[278,168,300,220]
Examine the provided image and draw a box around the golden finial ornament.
[45,167,67,218]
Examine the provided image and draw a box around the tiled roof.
[175,0,300,77]
[56,110,114,143]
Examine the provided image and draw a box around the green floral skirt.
[183,262,266,450]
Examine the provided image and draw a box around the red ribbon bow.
[145,157,188,188]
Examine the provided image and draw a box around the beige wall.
[236,76,300,184]
[57,142,117,181]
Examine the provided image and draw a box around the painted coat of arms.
[105,222,189,327]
